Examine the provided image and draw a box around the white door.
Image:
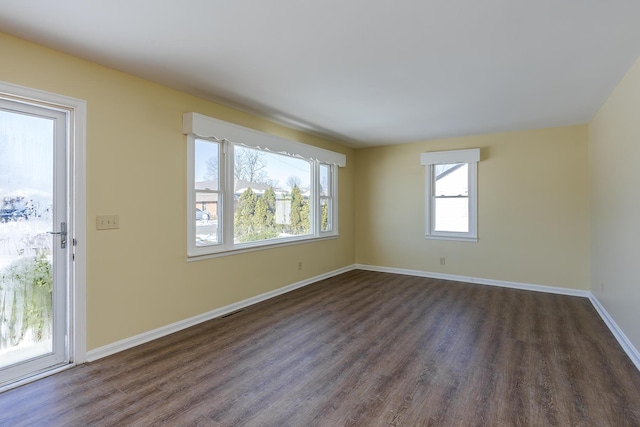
[0,98,70,387]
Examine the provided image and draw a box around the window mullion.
[311,161,319,235]
[431,166,437,234]
[223,142,234,249]
[187,134,197,253]
[331,165,340,233]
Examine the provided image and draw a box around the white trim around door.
[0,81,86,392]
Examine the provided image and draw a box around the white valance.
[420,148,480,165]
[183,112,346,167]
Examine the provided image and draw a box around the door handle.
[48,222,67,249]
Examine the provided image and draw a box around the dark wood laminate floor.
[1,270,640,426]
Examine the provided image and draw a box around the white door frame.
[0,81,86,390]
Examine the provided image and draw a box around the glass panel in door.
[0,100,68,387]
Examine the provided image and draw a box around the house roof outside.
[195,180,288,198]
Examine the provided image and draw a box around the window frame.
[421,148,480,242]
[185,113,344,259]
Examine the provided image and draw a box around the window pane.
[434,163,467,197]
[195,192,219,247]
[320,164,330,197]
[194,139,220,247]
[320,198,331,232]
[195,139,219,190]
[434,197,469,232]
[0,109,55,367]
[233,146,311,244]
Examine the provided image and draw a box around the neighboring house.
[435,163,467,197]
[194,181,219,219]
[195,179,292,223]
[233,179,274,196]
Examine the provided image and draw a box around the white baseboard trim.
[355,264,590,297]
[87,264,356,362]
[588,294,640,372]
[87,262,640,375]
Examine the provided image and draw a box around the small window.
[185,113,345,258]
[421,149,479,242]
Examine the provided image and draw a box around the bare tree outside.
[205,147,274,185]
[235,147,269,184]
[286,176,302,191]
[204,156,218,181]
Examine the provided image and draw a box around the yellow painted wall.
[0,32,355,351]
[589,56,640,352]
[1,29,601,356]
[355,126,590,290]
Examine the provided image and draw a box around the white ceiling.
[2,0,640,148]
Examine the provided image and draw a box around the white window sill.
[187,233,340,262]
[425,234,478,243]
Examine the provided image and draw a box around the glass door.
[0,98,69,387]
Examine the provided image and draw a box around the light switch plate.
[96,215,119,230]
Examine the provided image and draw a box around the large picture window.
[185,113,345,258]
[421,149,479,242]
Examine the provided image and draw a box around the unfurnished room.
[1,1,640,425]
